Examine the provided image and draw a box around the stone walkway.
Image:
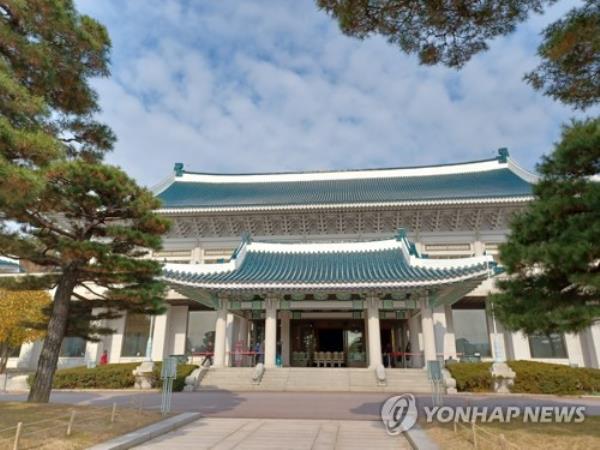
[135,418,410,449]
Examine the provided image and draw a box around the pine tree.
[491,119,600,334]
[318,0,599,108]
[0,1,169,402]
[525,1,600,110]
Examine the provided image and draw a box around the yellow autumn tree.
[0,290,50,374]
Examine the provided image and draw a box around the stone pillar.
[565,333,585,367]
[191,246,203,264]
[487,304,507,362]
[280,311,291,367]
[508,331,531,360]
[238,316,249,349]
[581,321,600,368]
[420,296,436,366]
[109,315,126,363]
[473,240,485,256]
[168,305,189,355]
[17,341,41,370]
[151,305,170,361]
[433,305,450,360]
[408,313,420,368]
[366,295,382,368]
[264,296,279,368]
[443,304,457,360]
[224,312,235,367]
[212,296,229,367]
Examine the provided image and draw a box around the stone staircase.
[382,368,432,393]
[195,367,432,393]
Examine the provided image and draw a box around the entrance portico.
[163,229,496,373]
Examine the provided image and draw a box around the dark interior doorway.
[317,328,343,351]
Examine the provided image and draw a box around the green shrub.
[28,361,198,391]
[153,363,198,392]
[508,360,600,395]
[28,363,139,389]
[446,362,493,392]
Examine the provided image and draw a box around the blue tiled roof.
[163,233,493,291]
[156,156,534,209]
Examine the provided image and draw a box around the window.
[529,333,568,358]
[186,311,216,353]
[121,314,151,357]
[60,337,86,357]
[452,308,491,357]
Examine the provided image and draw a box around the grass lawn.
[0,402,165,449]
[422,416,600,449]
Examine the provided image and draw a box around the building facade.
[6,149,600,371]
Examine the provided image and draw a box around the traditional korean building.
[7,149,600,388]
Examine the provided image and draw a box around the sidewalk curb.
[405,424,439,450]
[88,412,201,450]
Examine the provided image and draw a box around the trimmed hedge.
[446,360,600,395]
[153,362,198,392]
[32,363,138,389]
[29,362,198,391]
[508,360,600,395]
[446,362,493,392]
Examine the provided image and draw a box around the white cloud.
[76,0,592,187]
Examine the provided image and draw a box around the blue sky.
[76,0,590,187]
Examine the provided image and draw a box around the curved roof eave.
[153,149,538,211]
[155,195,534,215]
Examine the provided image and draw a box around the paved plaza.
[134,417,409,449]
[3,390,600,419]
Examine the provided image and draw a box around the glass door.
[345,327,366,367]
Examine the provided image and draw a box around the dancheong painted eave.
[153,148,537,213]
[161,230,497,293]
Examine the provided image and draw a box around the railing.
[453,420,521,449]
[227,351,262,367]
[388,351,425,368]
[0,399,160,450]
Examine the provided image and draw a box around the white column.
[420,296,436,366]
[17,341,40,370]
[84,307,105,364]
[581,321,600,368]
[169,305,189,355]
[280,311,291,367]
[191,246,203,264]
[443,304,457,359]
[565,333,585,367]
[224,312,235,367]
[487,302,508,362]
[151,306,170,361]
[433,305,450,360]
[473,240,485,256]
[509,331,531,360]
[408,313,420,368]
[109,315,126,363]
[212,297,229,367]
[237,317,249,349]
[264,297,279,368]
[367,295,382,368]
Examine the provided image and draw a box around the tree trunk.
[0,341,9,375]
[27,273,77,403]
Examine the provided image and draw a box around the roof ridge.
[176,155,502,177]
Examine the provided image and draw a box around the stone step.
[196,367,433,393]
